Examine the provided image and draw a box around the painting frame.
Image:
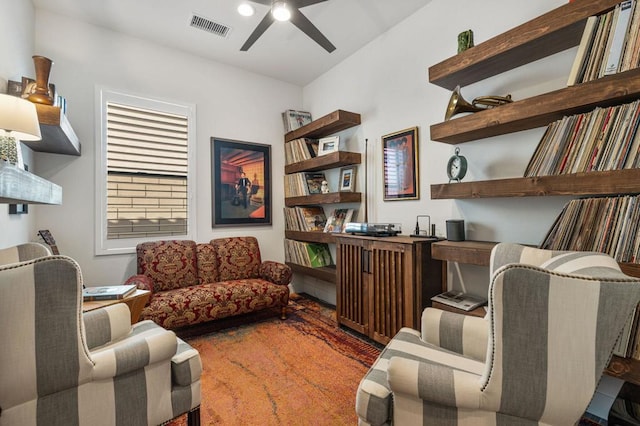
[211,137,272,227]
[382,126,419,201]
[339,166,357,192]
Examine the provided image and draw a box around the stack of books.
[524,99,640,176]
[83,284,137,301]
[541,195,640,263]
[284,206,327,232]
[284,172,327,197]
[568,0,640,86]
[285,138,319,165]
[284,239,334,267]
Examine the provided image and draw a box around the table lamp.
[0,93,41,168]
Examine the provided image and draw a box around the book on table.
[83,284,137,301]
[304,172,327,194]
[431,291,487,312]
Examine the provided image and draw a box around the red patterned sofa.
[125,236,292,330]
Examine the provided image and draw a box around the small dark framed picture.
[339,166,357,192]
[382,126,419,201]
[211,137,271,227]
[9,203,28,214]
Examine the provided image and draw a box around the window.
[95,88,196,255]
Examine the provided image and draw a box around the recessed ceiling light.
[237,3,255,17]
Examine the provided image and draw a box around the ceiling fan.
[240,0,336,53]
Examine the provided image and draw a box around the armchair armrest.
[125,274,154,296]
[387,357,482,410]
[422,308,488,362]
[83,304,132,350]
[90,322,178,380]
[259,261,292,286]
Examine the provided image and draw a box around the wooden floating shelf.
[284,110,361,143]
[431,240,496,266]
[428,0,621,90]
[285,192,361,207]
[22,104,81,156]
[432,240,640,280]
[0,162,62,204]
[284,230,338,244]
[607,356,640,384]
[431,169,640,200]
[430,68,640,144]
[286,262,337,284]
[285,151,361,174]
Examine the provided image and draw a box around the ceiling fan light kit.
[271,1,291,21]
[237,3,255,17]
[240,0,336,53]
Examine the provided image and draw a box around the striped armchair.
[356,243,640,425]
[0,254,202,426]
[0,242,51,264]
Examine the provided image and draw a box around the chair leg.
[187,407,200,426]
[280,306,287,320]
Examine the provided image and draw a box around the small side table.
[83,289,151,324]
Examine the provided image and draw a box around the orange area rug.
[170,294,381,425]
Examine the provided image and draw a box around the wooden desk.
[83,289,150,324]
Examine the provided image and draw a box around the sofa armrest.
[387,357,482,410]
[422,308,488,362]
[83,304,132,350]
[90,322,178,380]
[125,274,154,297]
[259,261,293,286]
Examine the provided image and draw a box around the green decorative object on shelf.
[457,29,474,53]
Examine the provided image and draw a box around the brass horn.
[445,85,513,121]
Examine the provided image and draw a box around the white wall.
[300,0,575,299]
[0,0,37,245]
[22,10,302,285]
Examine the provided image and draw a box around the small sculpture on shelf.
[445,85,512,121]
[27,55,54,105]
[321,180,330,194]
[457,29,474,53]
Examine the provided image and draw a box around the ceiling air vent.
[190,14,231,38]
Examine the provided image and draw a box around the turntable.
[343,222,401,237]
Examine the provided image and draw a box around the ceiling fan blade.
[292,0,328,7]
[248,0,272,5]
[289,8,335,53]
[240,12,275,51]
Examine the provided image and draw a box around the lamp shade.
[0,94,41,141]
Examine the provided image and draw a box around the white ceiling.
[31,0,432,86]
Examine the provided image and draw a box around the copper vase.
[27,55,54,105]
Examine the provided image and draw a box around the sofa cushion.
[137,240,199,291]
[196,243,219,284]
[211,236,261,281]
[140,278,289,329]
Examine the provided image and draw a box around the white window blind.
[107,103,188,176]
[105,102,189,240]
